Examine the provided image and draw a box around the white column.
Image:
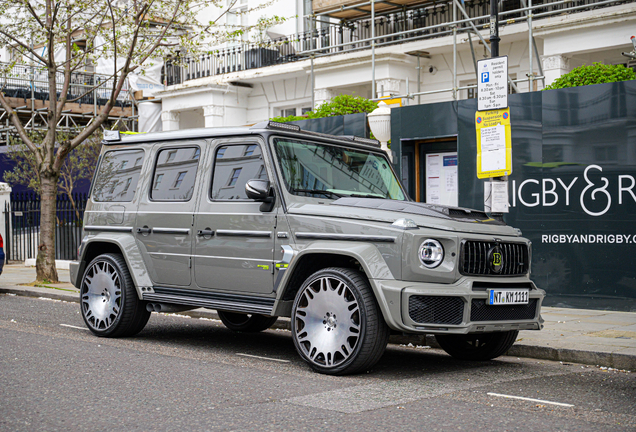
[541,55,570,87]
[203,105,224,128]
[313,88,334,109]
[161,111,180,131]
[376,78,401,98]
[0,183,11,257]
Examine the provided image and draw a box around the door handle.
[197,228,214,237]
[136,226,152,234]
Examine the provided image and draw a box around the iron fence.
[165,0,632,85]
[3,192,87,262]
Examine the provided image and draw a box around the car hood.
[286,197,520,236]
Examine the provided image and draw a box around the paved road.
[1,294,634,432]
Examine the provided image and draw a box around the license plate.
[487,289,529,305]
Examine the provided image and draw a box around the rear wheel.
[291,267,390,375]
[80,253,150,337]
[435,330,519,361]
[217,311,278,332]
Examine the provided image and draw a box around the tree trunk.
[36,171,59,282]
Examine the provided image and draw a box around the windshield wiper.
[289,188,344,199]
[347,193,388,199]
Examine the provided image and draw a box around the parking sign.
[477,56,508,111]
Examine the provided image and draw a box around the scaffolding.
[303,0,626,102]
[0,62,138,145]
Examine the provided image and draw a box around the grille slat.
[470,299,538,321]
[460,241,529,276]
[408,296,464,325]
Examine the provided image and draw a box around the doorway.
[401,137,458,204]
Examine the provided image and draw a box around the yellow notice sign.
[475,108,512,179]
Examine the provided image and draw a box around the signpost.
[477,57,508,111]
[475,0,510,214]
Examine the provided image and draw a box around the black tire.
[217,311,278,332]
[80,253,150,337]
[291,267,390,375]
[435,330,519,361]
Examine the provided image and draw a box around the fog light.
[418,239,444,268]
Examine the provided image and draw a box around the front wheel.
[291,267,390,375]
[217,311,278,332]
[80,253,150,337]
[435,330,519,361]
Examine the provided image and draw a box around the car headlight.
[418,239,444,268]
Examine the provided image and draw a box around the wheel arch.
[76,234,153,298]
[272,242,395,319]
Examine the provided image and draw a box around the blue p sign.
[481,72,489,83]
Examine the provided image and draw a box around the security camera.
[428,65,438,75]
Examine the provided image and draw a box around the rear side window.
[151,146,200,201]
[211,144,266,200]
[92,149,145,202]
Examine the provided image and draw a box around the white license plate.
[487,289,529,305]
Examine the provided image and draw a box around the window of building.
[122,178,132,193]
[228,168,242,186]
[244,144,257,156]
[211,144,265,200]
[256,165,267,180]
[152,147,200,201]
[134,157,142,166]
[192,148,201,159]
[92,149,145,202]
[173,171,187,188]
[154,174,164,189]
[279,106,312,117]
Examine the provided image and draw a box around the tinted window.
[92,149,145,202]
[211,144,266,200]
[151,147,200,201]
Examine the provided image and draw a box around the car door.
[193,139,277,294]
[135,142,204,287]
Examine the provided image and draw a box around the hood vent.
[331,198,503,225]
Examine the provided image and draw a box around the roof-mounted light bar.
[265,120,301,131]
[351,135,380,147]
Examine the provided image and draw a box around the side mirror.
[245,179,270,201]
[246,179,276,212]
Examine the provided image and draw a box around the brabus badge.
[488,246,503,273]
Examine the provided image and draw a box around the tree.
[3,132,102,219]
[544,62,636,90]
[0,0,283,282]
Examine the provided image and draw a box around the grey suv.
[70,121,545,375]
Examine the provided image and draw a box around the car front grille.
[470,299,538,321]
[408,296,464,325]
[460,241,529,276]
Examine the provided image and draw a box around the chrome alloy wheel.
[294,276,361,368]
[81,259,122,331]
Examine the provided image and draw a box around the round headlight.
[418,239,444,268]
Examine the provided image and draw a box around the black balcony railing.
[165,0,631,86]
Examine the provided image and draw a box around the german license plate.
[487,289,529,305]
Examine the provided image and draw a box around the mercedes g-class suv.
[70,121,545,375]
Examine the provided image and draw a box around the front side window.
[211,144,265,200]
[92,149,145,202]
[274,138,405,200]
[151,147,200,201]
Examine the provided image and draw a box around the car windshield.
[273,138,406,200]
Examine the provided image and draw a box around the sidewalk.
[1,264,634,371]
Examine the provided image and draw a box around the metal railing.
[3,193,87,262]
[166,0,631,85]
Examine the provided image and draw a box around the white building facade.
[156,0,636,131]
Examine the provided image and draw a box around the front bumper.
[369,277,545,335]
